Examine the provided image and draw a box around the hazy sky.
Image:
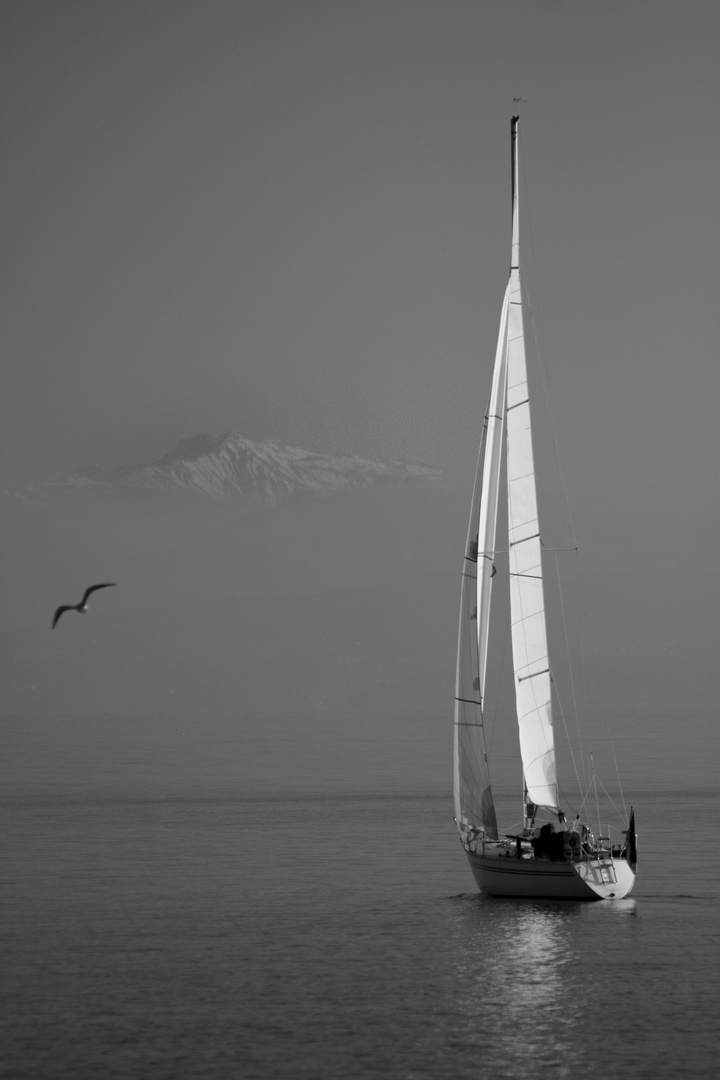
[2,1,720,749]
[2,0,718,486]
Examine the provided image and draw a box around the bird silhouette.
[52,584,116,629]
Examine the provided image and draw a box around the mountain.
[1,431,457,722]
[7,434,442,505]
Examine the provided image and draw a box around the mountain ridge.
[6,433,442,505]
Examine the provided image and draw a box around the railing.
[594,826,617,884]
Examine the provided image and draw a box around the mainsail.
[506,117,558,810]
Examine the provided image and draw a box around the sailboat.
[453,116,637,900]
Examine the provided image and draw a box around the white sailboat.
[453,116,637,900]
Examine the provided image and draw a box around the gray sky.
[3,0,718,486]
[2,2,720,768]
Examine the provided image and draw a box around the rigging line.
[522,282,577,550]
[519,141,577,554]
[574,545,627,818]
[591,755,602,835]
[605,722,627,820]
[576,784,592,820]
[549,661,584,807]
[555,777,581,821]
[555,549,587,792]
[594,774,625,823]
[576,764,617,820]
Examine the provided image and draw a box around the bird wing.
[80,583,116,605]
[52,606,73,629]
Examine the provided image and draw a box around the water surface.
[2,713,718,1079]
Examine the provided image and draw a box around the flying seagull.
[52,583,116,629]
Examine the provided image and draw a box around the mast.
[505,117,559,813]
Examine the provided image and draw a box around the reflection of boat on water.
[453,117,637,900]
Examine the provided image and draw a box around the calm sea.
[2,713,718,1079]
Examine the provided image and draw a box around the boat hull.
[466,850,636,900]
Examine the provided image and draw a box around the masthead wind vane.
[52,583,116,629]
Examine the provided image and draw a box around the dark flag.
[624,807,637,870]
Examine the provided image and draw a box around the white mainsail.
[505,118,558,810]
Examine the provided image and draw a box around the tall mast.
[511,114,519,249]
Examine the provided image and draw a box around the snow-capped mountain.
[44,433,442,504]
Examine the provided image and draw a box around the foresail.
[477,282,510,707]
[505,117,558,811]
[453,500,498,838]
[453,285,509,842]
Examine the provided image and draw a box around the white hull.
[466,849,636,901]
